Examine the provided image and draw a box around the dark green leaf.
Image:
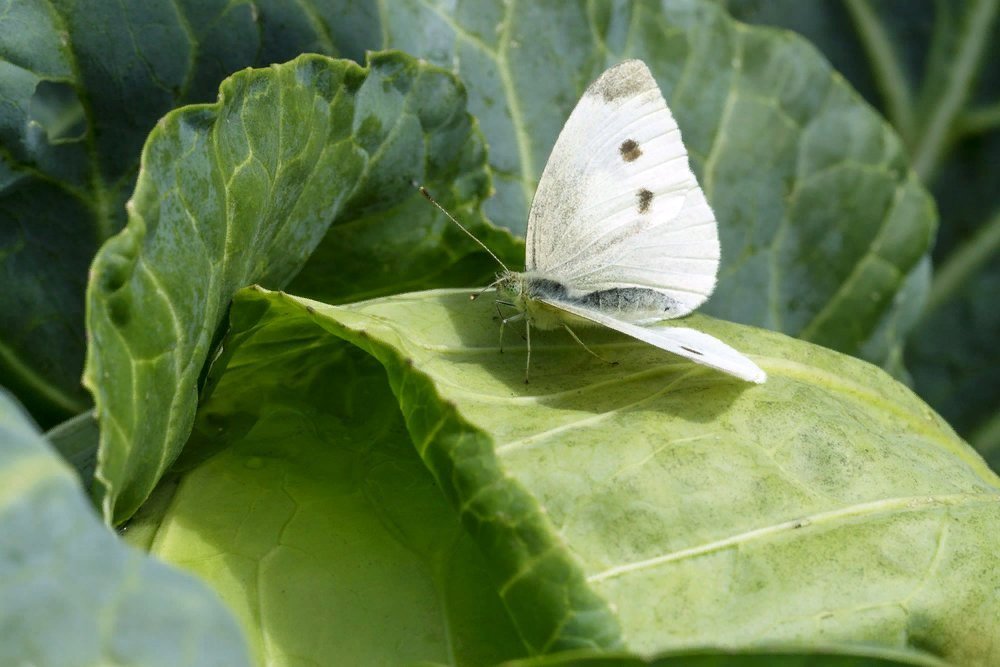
[0,0,332,426]
[0,0,93,425]
[909,260,1000,468]
[45,408,99,483]
[0,387,250,666]
[84,52,510,524]
[728,0,1000,467]
[325,0,935,356]
[858,257,931,383]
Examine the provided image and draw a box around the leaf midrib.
[586,492,1000,583]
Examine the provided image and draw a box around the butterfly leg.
[497,309,524,354]
[495,300,521,353]
[562,324,618,366]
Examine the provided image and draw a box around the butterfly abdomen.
[574,287,679,321]
[514,274,678,327]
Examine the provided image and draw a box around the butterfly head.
[495,270,525,301]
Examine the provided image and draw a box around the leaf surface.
[212,286,1000,665]
[124,317,527,665]
[0,388,249,667]
[84,52,511,523]
[0,0,312,425]
[728,0,1000,466]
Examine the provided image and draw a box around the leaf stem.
[956,100,1000,138]
[911,0,1000,181]
[924,207,1000,315]
[844,0,915,139]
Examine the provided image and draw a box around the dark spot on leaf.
[680,345,703,356]
[637,188,653,214]
[305,305,315,314]
[619,139,641,162]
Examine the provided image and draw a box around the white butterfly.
[427,60,766,384]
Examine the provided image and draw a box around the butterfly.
[425,60,766,385]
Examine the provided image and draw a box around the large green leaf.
[151,286,999,664]
[84,51,512,524]
[85,1,938,528]
[322,0,935,358]
[0,1,93,426]
[0,0,331,427]
[0,387,249,666]
[726,0,1000,463]
[124,316,527,666]
[4,0,936,433]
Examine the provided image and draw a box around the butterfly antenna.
[417,185,509,273]
[470,277,503,301]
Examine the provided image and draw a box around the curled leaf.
[207,286,998,664]
[84,52,513,523]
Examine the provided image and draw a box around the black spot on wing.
[619,139,641,162]
[637,188,653,214]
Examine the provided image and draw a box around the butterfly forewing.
[525,60,719,318]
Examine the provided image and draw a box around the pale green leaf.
[0,388,249,667]
[210,286,999,665]
[123,323,527,665]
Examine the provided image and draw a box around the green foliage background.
[1,1,998,666]
[727,0,1000,507]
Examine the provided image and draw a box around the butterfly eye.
[619,139,641,162]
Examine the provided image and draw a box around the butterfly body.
[497,272,679,330]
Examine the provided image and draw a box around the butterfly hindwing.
[525,60,720,318]
[539,298,767,384]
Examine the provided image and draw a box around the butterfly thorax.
[497,271,682,330]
